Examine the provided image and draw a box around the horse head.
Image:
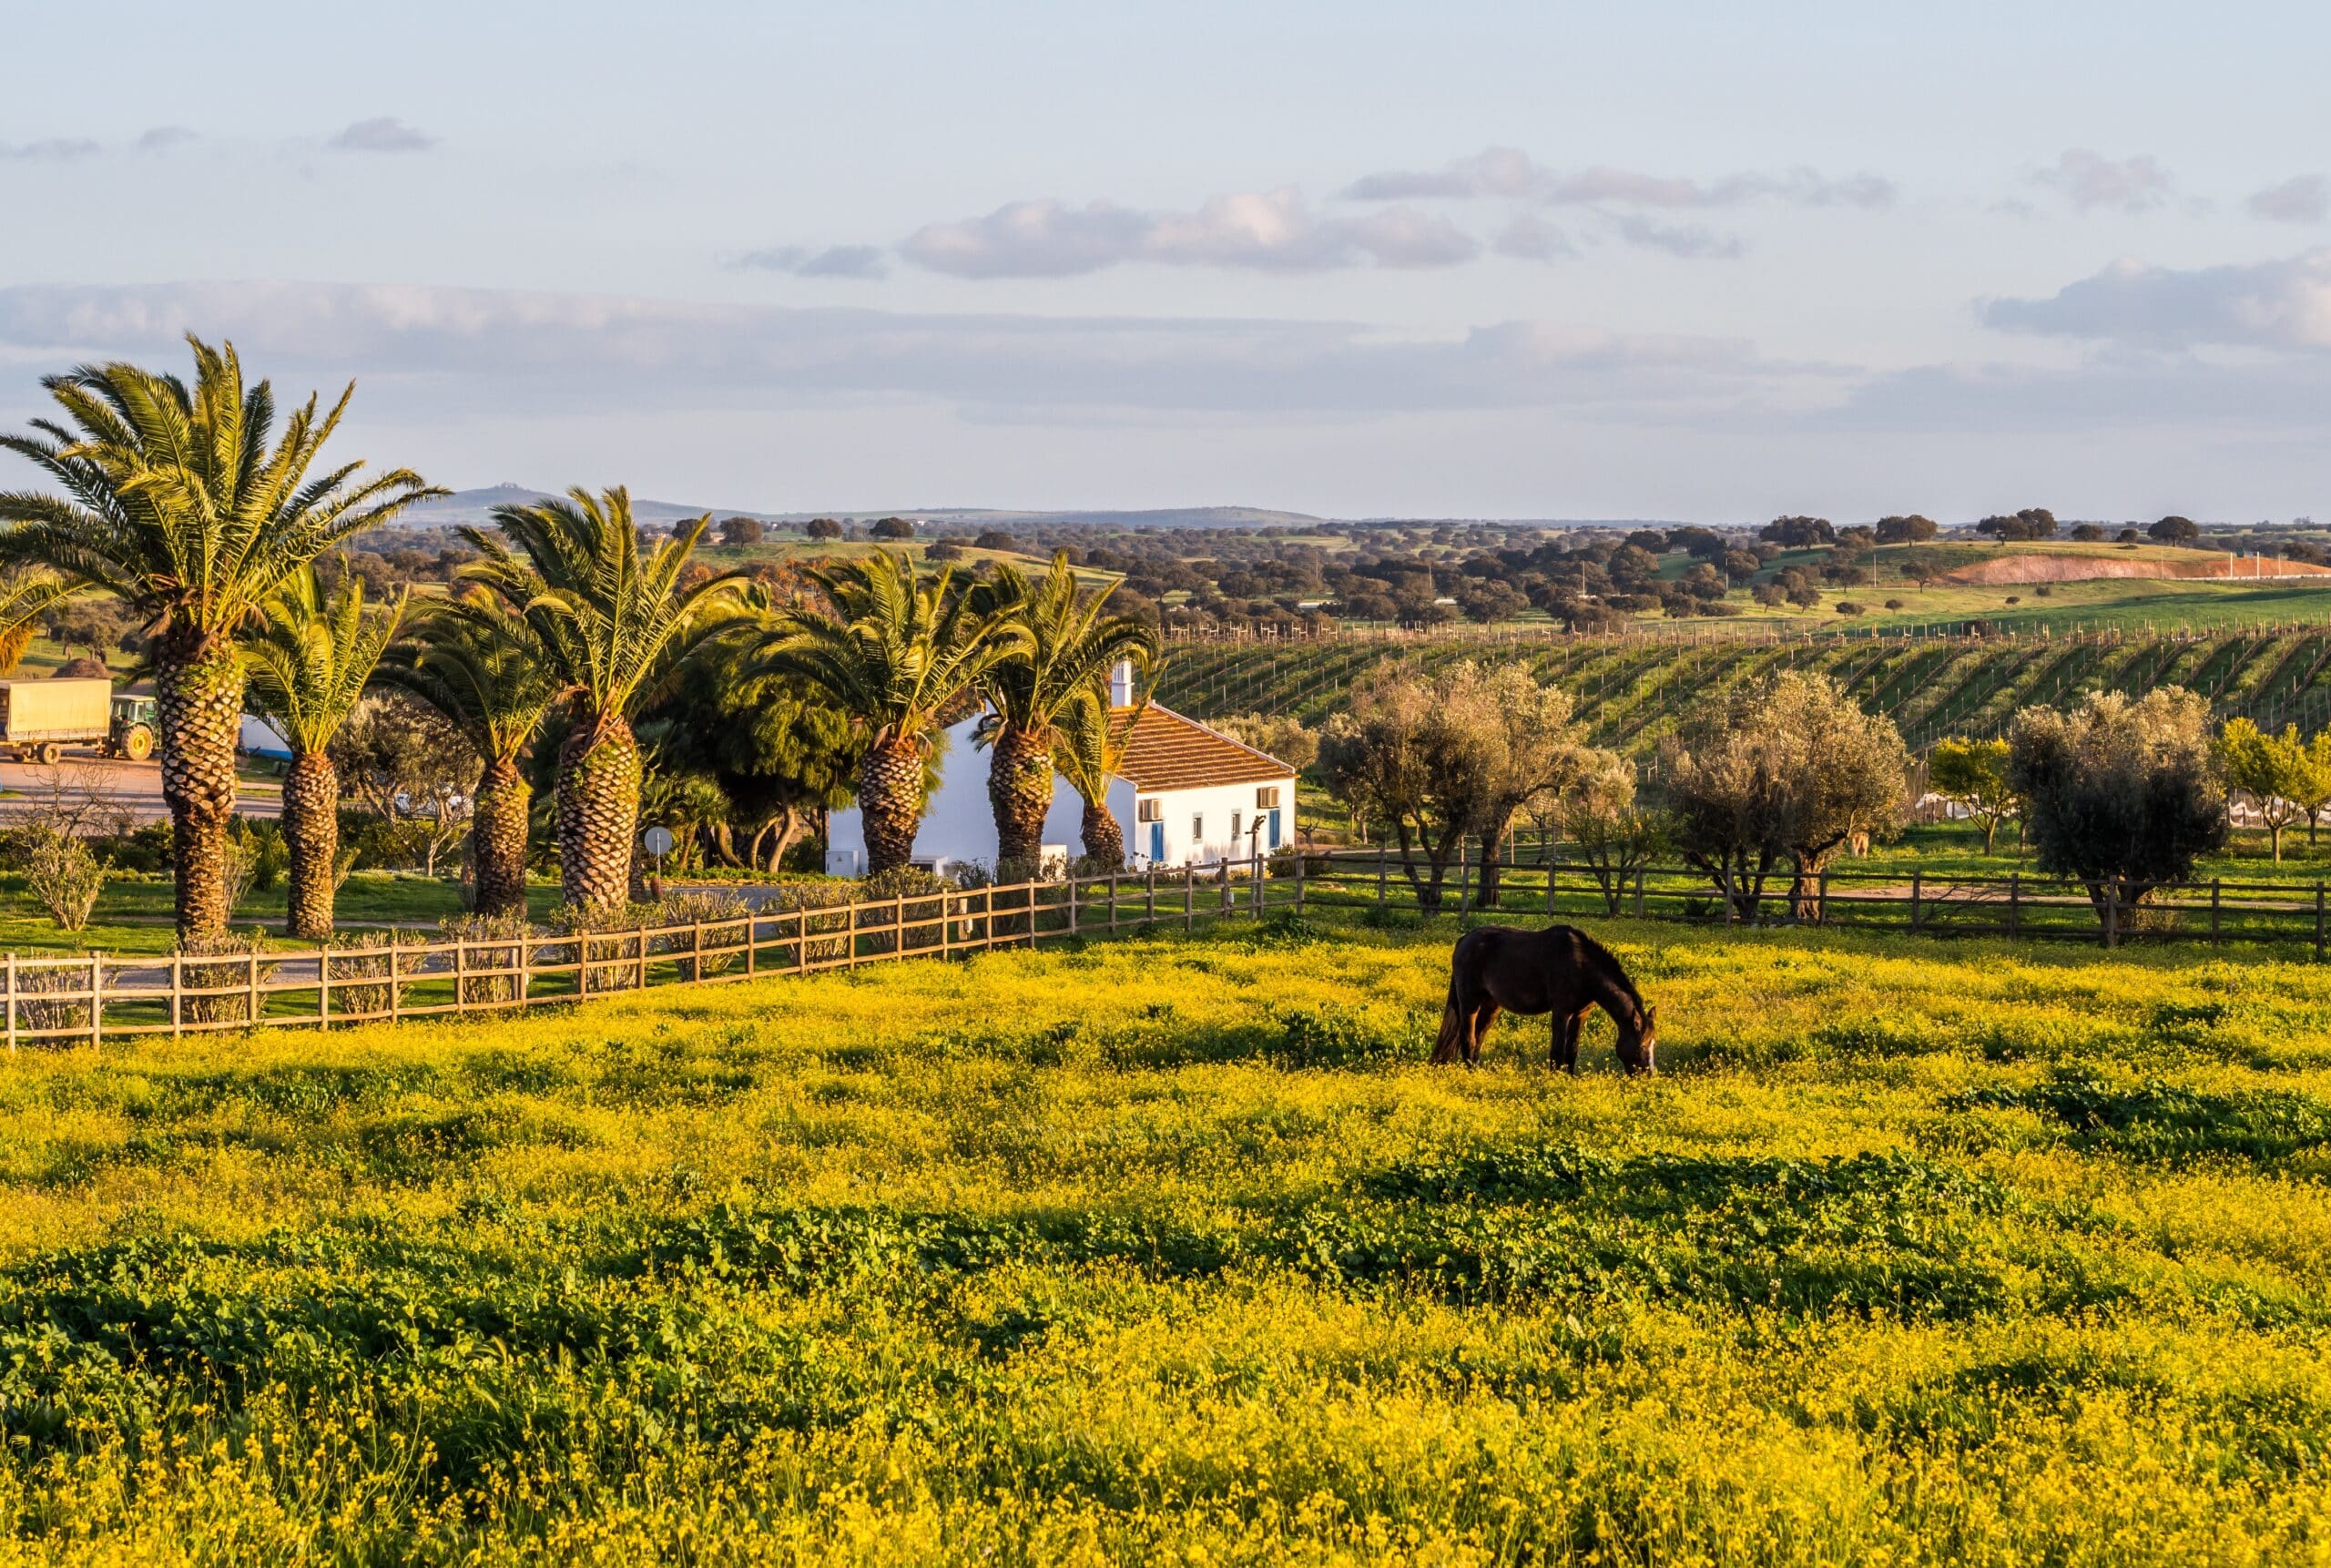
[1616,1003,1659,1075]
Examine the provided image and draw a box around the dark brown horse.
[1433,924,1658,1073]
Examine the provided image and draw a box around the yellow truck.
[0,678,157,765]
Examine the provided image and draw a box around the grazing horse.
[1433,924,1658,1074]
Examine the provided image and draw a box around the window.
[1256,786,1280,809]
[1230,811,1242,842]
[1191,813,1204,843]
[1138,798,1162,823]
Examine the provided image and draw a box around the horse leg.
[1465,1003,1500,1065]
[1559,1008,1588,1073]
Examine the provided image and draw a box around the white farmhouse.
[826,667,1298,878]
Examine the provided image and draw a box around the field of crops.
[1159,626,2331,753]
[3,913,2327,1561]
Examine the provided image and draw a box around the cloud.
[899,188,1478,278]
[1982,250,2331,351]
[0,280,1786,421]
[2030,149,2173,214]
[1613,217,1746,260]
[328,117,437,154]
[2250,175,2329,224]
[1,137,101,161]
[736,244,889,280]
[133,126,198,154]
[1341,148,1896,209]
[1491,215,1575,262]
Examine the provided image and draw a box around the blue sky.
[3,0,2327,521]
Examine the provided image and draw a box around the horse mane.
[1566,927,1644,1013]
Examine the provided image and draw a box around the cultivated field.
[2,913,2326,1562]
[1160,626,2331,753]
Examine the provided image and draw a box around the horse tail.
[1432,958,1469,1063]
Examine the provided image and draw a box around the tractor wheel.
[122,726,154,761]
[36,743,61,767]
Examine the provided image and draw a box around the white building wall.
[827,714,1295,877]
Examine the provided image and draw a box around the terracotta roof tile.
[1108,704,1294,792]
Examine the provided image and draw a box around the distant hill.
[402,490,1689,534]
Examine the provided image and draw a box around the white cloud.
[1,137,101,161]
[1982,250,2331,351]
[0,280,1782,420]
[2030,149,2173,214]
[1342,148,1896,209]
[1491,215,1576,262]
[2250,175,2329,224]
[1613,217,1746,260]
[899,187,1478,278]
[328,117,437,154]
[134,126,198,154]
[736,244,889,280]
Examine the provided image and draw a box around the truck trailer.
[0,678,157,764]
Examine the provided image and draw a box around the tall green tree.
[1928,737,2020,854]
[374,588,556,916]
[0,336,441,934]
[753,553,1023,875]
[461,487,738,915]
[972,552,1157,869]
[2216,718,2313,863]
[243,566,408,940]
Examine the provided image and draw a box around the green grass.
[1,914,2326,1559]
[0,874,564,954]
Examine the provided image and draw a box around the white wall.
[1130,776,1294,869]
[827,715,1295,877]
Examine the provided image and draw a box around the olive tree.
[2008,688,2226,945]
[1557,749,1664,914]
[2215,718,2314,863]
[1319,660,1589,911]
[1662,671,1908,921]
[1928,736,2020,854]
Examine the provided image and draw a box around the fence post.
[1293,845,1304,912]
[892,894,905,962]
[390,934,403,1020]
[1546,859,1556,917]
[89,952,101,1049]
[2211,879,2222,945]
[1378,842,1388,908]
[1220,859,1233,919]
[1634,866,1646,919]
[577,928,589,999]
[455,935,470,1008]
[169,954,179,1037]
[1457,837,1470,915]
[748,914,758,976]
[795,909,808,973]
[5,952,14,1053]
[636,926,649,989]
[2317,882,2325,962]
[1910,870,1923,934]
[248,945,260,1025]
[1722,866,1734,926]
[319,945,331,1029]
[1108,873,1119,933]
[692,919,704,979]
[1817,868,1828,927]
[1147,869,1157,923]
[519,935,532,1007]
[1252,845,1264,917]
[2009,873,2021,939]
[1067,876,1079,936]
[1185,869,1196,932]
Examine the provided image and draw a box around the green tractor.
[107,693,158,761]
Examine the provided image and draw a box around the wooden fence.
[0,860,1297,1051]
[1300,837,2331,955]
[12,834,2320,1050]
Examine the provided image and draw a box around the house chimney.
[1109,659,1134,708]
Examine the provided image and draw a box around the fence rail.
[0,861,1297,1050]
[1299,835,2331,955]
[8,833,2320,1050]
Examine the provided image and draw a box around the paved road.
[0,753,281,825]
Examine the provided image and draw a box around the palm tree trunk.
[282,750,339,942]
[1080,791,1125,869]
[859,738,926,875]
[156,646,244,938]
[988,723,1055,868]
[472,757,531,917]
[556,715,640,914]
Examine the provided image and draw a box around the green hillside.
[1155,626,2331,753]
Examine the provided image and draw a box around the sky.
[3,0,2328,523]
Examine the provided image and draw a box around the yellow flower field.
[1,913,2328,1563]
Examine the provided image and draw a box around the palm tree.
[1055,688,1144,869]
[242,565,407,941]
[972,552,1157,869]
[0,569,81,677]
[374,588,555,918]
[754,552,1024,876]
[0,337,441,935]
[461,487,737,914]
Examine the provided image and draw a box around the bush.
[440,911,534,1006]
[23,830,107,931]
[324,931,404,1022]
[175,932,279,1028]
[652,891,752,980]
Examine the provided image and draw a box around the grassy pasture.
[0,914,2327,1561]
